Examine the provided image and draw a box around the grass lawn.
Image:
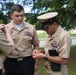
[36,46,76,75]
[70,33,76,37]
[37,32,76,39]
[37,33,46,38]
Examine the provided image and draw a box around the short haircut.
[49,16,58,24]
[11,4,24,13]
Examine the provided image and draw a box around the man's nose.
[19,16,22,19]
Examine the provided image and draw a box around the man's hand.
[0,24,6,30]
[34,59,38,72]
[5,27,13,35]
[0,24,12,35]
[32,49,40,58]
[10,50,18,56]
[33,53,45,59]
[2,67,6,75]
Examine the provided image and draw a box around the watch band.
[44,54,48,60]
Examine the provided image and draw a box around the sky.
[0,0,34,13]
[13,0,34,13]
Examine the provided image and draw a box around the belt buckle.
[17,57,23,61]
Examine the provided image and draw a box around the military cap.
[37,12,58,29]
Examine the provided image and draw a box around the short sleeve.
[32,28,39,46]
[0,39,14,55]
[58,33,72,58]
[0,31,14,55]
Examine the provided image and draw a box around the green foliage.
[0,0,76,30]
[27,0,76,30]
[0,2,14,24]
[25,13,41,29]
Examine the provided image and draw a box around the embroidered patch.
[25,27,29,29]
[51,41,58,48]
[24,32,32,36]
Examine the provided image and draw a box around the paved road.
[39,39,76,48]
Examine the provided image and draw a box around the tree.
[0,0,76,30]
[50,0,76,30]
[0,1,14,24]
[31,0,76,30]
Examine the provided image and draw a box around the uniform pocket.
[21,35,32,48]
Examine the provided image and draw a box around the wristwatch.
[44,55,48,60]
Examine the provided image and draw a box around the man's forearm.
[5,27,14,46]
[34,44,39,49]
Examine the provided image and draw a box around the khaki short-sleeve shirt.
[7,21,39,58]
[44,26,71,75]
[0,30,14,69]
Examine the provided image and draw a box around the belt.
[6,56,32,62]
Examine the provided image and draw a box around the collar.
[47,25,62,39]
[14,23,23,31]
[8,21,29,29]
[14,23,22,27]
[52,25,62,38]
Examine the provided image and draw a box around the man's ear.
[10,13,13,18]
[53,22,56,25]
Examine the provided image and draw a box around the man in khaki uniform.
[0,24,17,75]
[4,4,39,75]
[33,12,71,75]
